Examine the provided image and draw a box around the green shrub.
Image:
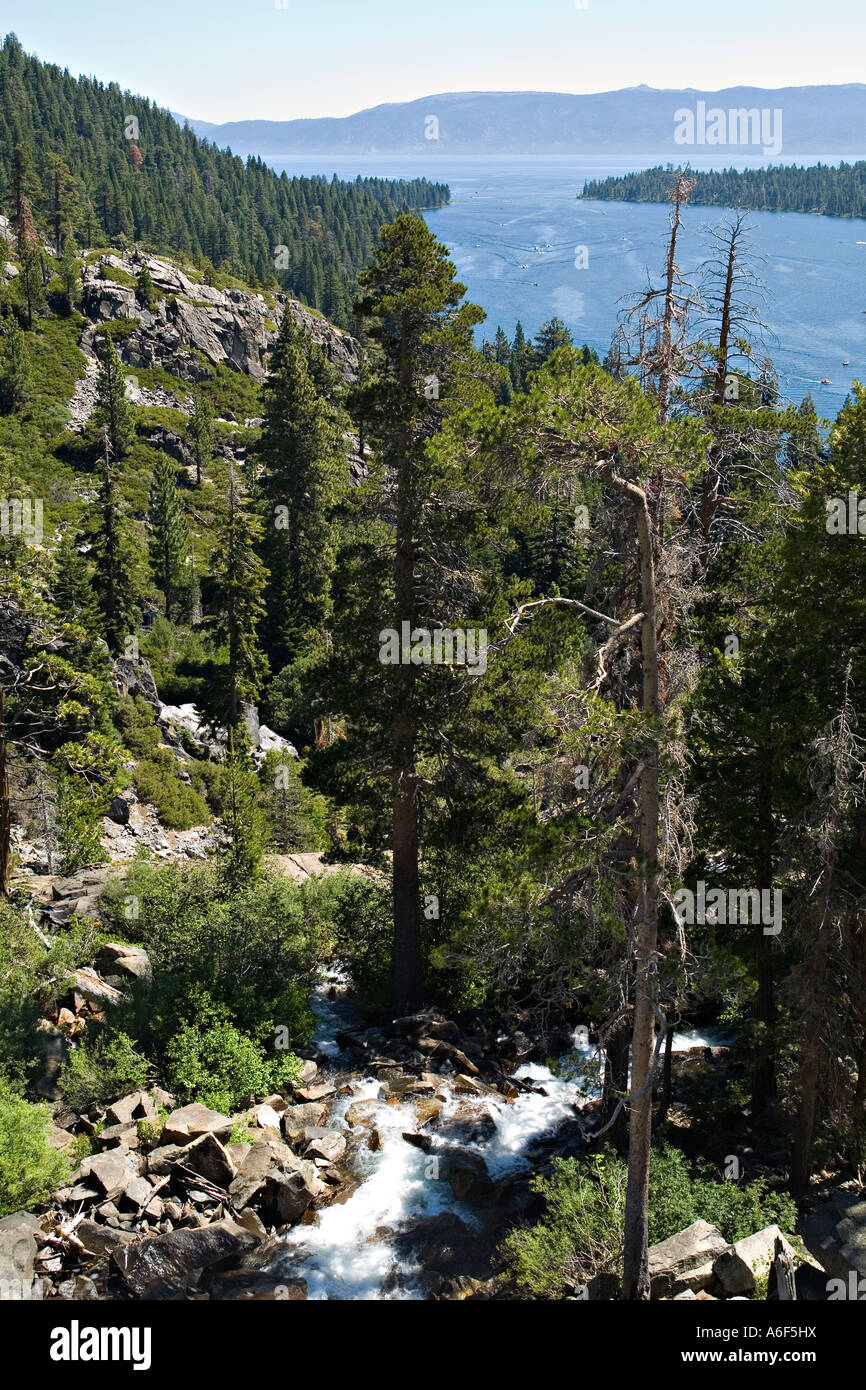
[500,1145,798,1298]
[113,694,161,758]
[99,860,336,1044]
[59,1029,148,1113]
[133,750,211,830]
[500,1151,626,1296]
[0,904,103,1090]
[649,1147,798,1246]
[164,990,300,1114]
[0,1079,69,1215]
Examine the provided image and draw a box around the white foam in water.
[276,1016,602,1298]
[278,992,734,1299]
[284,1079,459,1300]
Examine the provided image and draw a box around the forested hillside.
[0,33,449,326]
[582,159,866,217]
[1,43,865,1310]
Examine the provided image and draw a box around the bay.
[269,154,866,412]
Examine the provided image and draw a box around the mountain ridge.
[173,85,866,158]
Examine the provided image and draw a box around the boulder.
[112,1218,257,1296]
[73,1150,138,1202]
[800,1187,866,1283]
[163,1103,233,1146]
[713,1225,798,1296]
[96,943,152,983]
[440,1147,494,1203]
[228,1139,322,1227]
[343,1099,380,1129]
[252,1103,283,1130]
[0,1212,41,1299]
[648,1220,728,1298]
[302,1129,347,1164]
[78,1221,139,1259]
[294,1082,336,1103]
[180,1132,236,1189]
[107,1090,156,1127]
[282,1102,328,1138]
[107,796,130,825]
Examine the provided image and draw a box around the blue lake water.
[270,155,866,413]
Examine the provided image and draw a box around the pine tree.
[0,313,31,412]
[255,310,347,677]
[341,213,485,1014]
[218,729,267,893]
[52,527,102,636]
[93,334,133,458]
[211,467,269,727]
[16,195,44,328]
[187,389,213,487]
[534,316,573,364]
[136,264,155,309]
[148,452,190,621]
[91,431,138,652]
[57,238,80,315]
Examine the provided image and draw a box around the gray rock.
[0,1212,41,1299]
[714,1225,798,1296]
[180,1132,236,1188]
[648,1220,728,1298]
[801,1187,866,1282]
[112,1218,257,1296]
[78,1221,139,1259]
[107,1090,156,1127]
[281,1103,328,1138]
[302,1128,347,1164]
[163,1103,233,1146]
[96,942,152,983]
[228,1139,322,1227]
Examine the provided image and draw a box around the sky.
[3,0,865,123]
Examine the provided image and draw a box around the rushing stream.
[261,977,733,1300]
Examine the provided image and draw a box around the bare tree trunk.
[751,773,778,1113]
[0,684,10,896]
[620,481,660,1301]
[390,311,422,1015]
[656,1014,676,1130]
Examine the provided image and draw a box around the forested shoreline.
[581,160,866,217]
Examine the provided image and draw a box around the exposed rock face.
[801,1187,866,1283]
[79,253,359,392]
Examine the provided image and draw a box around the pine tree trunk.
[0,685,10,896]
[390,311,422,1015]
[621,482,660,1302]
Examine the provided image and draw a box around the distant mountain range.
[174,86,866,159]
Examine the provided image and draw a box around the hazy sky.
[4,0,864,122]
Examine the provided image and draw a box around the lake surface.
[270,155,866,413]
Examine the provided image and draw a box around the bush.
[500,1151,626,1296]
[113,694,161,759]
[59,1029,148,1113]
[164,990,300,1114]
[133,751,211,830]
[0,904,103,1090]
[0,1079,69,1215]
[99,860,339,1045]
[500,1145,798,1298]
